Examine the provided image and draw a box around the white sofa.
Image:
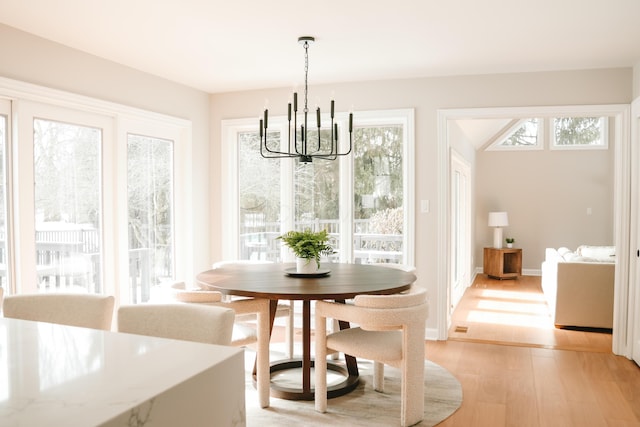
[541,245,615,329]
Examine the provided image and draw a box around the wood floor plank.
[425,340,640,427]
[591,379,638,424]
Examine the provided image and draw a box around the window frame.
[221,109,415,266]
[0,76,192,303]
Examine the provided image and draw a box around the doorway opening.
[437,104,631,356]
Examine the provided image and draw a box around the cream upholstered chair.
[117,303,235,345]
[2,293,115,330]
[167,282,272,408]
[212,260,295,358]
[328,263,417,353]
[314,286,428,427]
[169,282,260,346]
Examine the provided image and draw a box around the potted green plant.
[277,229,334,273]
[505,237,515,248]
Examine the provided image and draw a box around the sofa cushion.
[562,252,581,261]
[576,245,615,262]
[557,247,572,256]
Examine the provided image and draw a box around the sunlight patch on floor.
[466,309,554,329]
[477,288,547,302]
[475,299,550,315]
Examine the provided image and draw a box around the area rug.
[245,360,462,426]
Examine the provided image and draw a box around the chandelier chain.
[303,41,309,113]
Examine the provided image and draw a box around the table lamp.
[488,211,509,248]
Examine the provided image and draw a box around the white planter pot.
[296,257,318,274]
[506,243,513,248]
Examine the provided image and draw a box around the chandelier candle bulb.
[288,103,291,121]
[316,107,321,128]
[264,109,268,129]
[331,99,335,118]
[293,92,298,112]
[349,113,353,132]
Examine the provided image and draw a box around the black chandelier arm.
[260,117,353,159]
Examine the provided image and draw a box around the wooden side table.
[483,247,522,279]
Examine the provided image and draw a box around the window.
[127,134,174,303]
[486,118,543,151]
[223,109,415,266]
[33,118,102,292]
[484,116,609,151]
[552,116,608,149]
[353,125,404,264]
[1,79,190,304]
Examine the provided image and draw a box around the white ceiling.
[1,0,639,94]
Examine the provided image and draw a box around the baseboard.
[426,327,440,341]
[474,267,541,276]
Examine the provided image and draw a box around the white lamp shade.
[488,212,509,227]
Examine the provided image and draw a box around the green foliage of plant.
[277,229,334,267]
[505,237,515,243]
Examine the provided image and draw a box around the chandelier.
[259,36,353,163]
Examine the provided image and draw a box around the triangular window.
[486,118,542,151]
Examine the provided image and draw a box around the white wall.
[0,24,212,275]
[211,69,633,333]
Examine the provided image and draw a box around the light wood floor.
[428,274,640,426]
[268,278,640,426]
[448,274,612,353]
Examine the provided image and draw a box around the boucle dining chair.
[169,282,257,345]
[167,282,272,409]
[212,260,295,358]
[314,286,428,427]
[2,293,115,330]
[117,303,236,346]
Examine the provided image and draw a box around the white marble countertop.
[0,317,245,426]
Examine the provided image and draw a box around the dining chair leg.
[285,300,294,358]
[401,325,426,426]
[314,311,328,413]
[256,299,273,408]
[330,318,340,360]
[373,361,385,392]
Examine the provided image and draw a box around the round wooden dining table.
[196,262,416,401]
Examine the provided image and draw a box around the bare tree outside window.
[238,131,281,261]
[502,118,539,146]
[554,117,604,146]
[33,118,102,293]
[353,125,404,263]
[127,134,173,302]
